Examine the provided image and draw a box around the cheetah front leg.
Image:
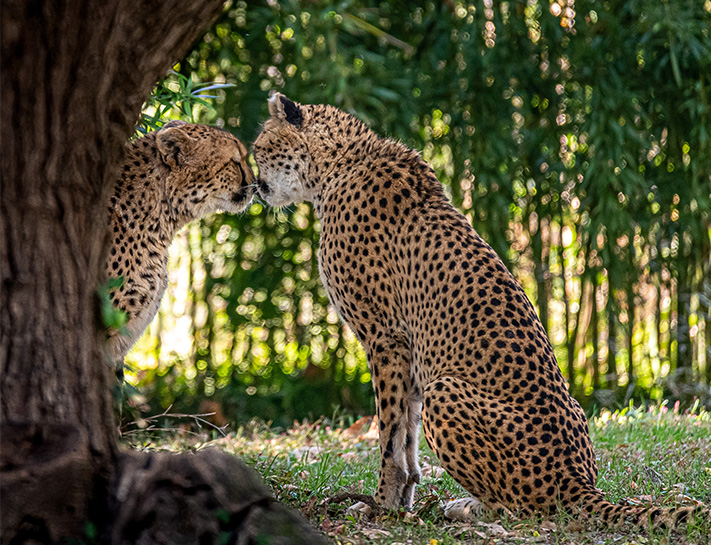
[401,396,423,507]
[366,333,421,510]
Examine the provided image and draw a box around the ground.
[122,403,711,545]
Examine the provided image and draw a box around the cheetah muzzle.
[253,93,708,529]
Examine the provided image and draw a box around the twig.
[342,14,415,55]
[122,427,213,438]
[321,492,378,509]
[121,404,228,437]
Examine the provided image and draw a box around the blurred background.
[124,0,711,428]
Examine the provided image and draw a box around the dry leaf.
[291,446,323,463]
[421,461,446,479]
[476,521,509,536]
[339,451,361,462]
[304,495,318,518]
[361,528,391,539]
[343,416,375,437]
[402,511,425,525]
[362,416,380,440]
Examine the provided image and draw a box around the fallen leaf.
[362,416,380,440]
[339,451,361,462]
[304,495,318,518]
[476,521,508,536]
[421,461,445,479]
[343,416,375,437]
[291,446,323,463]
[540,520,557,532]
[361,528,390,539]
[401,512,424,525]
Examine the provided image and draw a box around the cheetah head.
[252,93,314,207]
[156,120,255,217]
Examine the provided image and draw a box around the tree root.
[1,423,329,545]
[108,448,330,545]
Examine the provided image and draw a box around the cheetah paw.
[444,497,485,522]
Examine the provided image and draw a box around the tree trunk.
[0,0,225,540]
[655,272,664,377]
[607,294,619,389]
[591,271,600,390]
[533,215,550,334]
[625,285,635,388]
[558,211,574,390]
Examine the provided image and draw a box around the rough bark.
[0,0,226,541]
[109,449,330,545]
[1,0,227,464]
[0,422,93,543]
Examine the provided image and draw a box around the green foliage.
[97,276,127,333]
[137,70,235,133]
[126,0,711,426]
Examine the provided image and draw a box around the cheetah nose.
[231,186,252,203]
[257,179,270,196]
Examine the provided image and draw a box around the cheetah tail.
[576,486,709,530]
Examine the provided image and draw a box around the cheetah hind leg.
[422,377,518,522]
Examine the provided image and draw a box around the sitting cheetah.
[106,121,253,364]
[253,93,706,528]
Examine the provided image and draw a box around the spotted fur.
[253,94,708,529]
[106,121,253,363]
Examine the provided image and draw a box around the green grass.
[123,403,711,544]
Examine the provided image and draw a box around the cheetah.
[253,93,707,528]
[106,121,254,364]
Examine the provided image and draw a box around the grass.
[123,402,711,544]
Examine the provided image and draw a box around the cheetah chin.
[253,94,709,530]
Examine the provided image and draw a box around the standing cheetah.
[253,93,707,528]
[106,121,253,364]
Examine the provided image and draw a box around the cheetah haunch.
[253,93,706,529]
[106,121,253,364]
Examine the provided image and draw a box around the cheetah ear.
[268,91,303,128]
[162,119,187,129]
[156,122,195,168]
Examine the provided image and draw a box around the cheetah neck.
[111,138,180,249]
[308,132,445,218]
